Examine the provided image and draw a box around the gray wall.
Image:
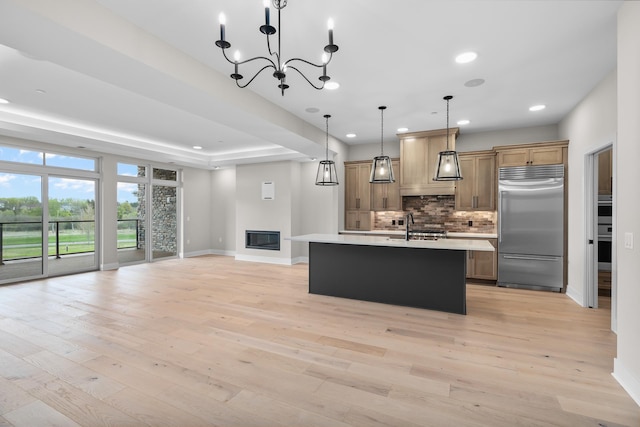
[612,1,640,405]
[559,71,616,304]
[182,167,212,256]
[210,167,236,254]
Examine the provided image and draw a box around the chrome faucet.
[405,212,415,241]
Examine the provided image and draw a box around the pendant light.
[434,95,463,181]
[370,106,395,184]
[315,114,339,186]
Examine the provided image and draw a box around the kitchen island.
[288,234,494,315]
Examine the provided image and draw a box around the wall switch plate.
[398,220,404,226]
[392,220,396,225]
[624,232,634,249]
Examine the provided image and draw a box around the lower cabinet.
[467,238,498,280]
[451,237,497,280]
[345,210,374,231]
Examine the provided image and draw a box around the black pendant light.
[370,106,395,184]
[315,114,339,186]
[434,95,463,181]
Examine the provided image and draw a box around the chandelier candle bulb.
[327,19,334,45]
[264,0,270,26]
[219,13,226,42]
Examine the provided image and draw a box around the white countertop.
[338,230,498,239]
[288,234,495,252]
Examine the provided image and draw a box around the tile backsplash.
[373,195,496,233]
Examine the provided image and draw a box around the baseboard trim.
[100,263,119,271]
[235,254,295,265]
[613,358,640,406]
[291,256,309,264]
[565,284,584,307]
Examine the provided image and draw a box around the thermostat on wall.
[262,181,275,200]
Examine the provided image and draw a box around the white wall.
[182,166,212,257]
[558,71,617,304]
[210,167,236,255]
[456,124,559,152]
[235,161,296,263]
[612,1,640,406]
[347,124,558,162]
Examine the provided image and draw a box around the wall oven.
[597,195,612,271]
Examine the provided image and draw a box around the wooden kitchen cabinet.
[345,210,373,231]
[399,128,459,196]
[371,159,401,211]
[495,141,568,167]
[598,148,613,195]
[467,238,498,280]
[447,236,497,280]
[345,161,371,210]
[455,151,496,211]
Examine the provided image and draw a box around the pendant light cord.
[379,106,386,156]
[444,95,452,150]
[325,114,330,160]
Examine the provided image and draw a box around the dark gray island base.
[309,242,467,314]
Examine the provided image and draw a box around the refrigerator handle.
[502,254,561,262]
[498,191,504,243]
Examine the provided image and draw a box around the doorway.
[586,144,616,330]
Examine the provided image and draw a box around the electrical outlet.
[624,232,634,249]
[468,220,473,227]
[392,220,396,225]
[398,219,404,226]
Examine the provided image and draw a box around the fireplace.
[245,230,280,251]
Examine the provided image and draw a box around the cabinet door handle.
[356,198,360,209]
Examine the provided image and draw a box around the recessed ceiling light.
[529,104,546,112]
[397,127,409,133]
[305,107,320,113]
[35,89,47,94]
[464,78,485,88]
[0,98,10,104]
[455,51,478,64]
[310,157,317,161]
[346,133,356,138]
[193,145,203,150]
[324,81,340,90]
[457,120,470,126]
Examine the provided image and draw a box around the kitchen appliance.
[409,229,447,240]
[597,195,612,271]
[498,165,564,291]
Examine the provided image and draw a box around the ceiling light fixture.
[434,96,463,181]
[346,133,356,138]
[0,98,9,104]
[529,104,546,111]
[193,145,203,150]
[457,119,470,126]
[455,51,478,64]
[216,0,339,96]
[315,114,339,186]
[397,127,409,133]
[369,106,395,184]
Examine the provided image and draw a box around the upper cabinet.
[598,148,613,195]
[495,141,568,167]
[345,161,371,211]
[371,159,401,211]
[455,151,496,211]
[399,128,459,196]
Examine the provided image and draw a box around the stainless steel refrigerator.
[498,165,564,291]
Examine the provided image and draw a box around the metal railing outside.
[0,219,140,264]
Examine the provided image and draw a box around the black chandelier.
[215,0,339,96]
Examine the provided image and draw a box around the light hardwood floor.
[0,255,638,427]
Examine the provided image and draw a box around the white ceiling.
[0,0,621,169]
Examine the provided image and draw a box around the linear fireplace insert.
[245,230,280,251]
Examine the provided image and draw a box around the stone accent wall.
[373,195,496,233]
[136,167,177,254]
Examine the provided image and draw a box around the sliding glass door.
[47,176,97,276]
[0,172,43,283]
